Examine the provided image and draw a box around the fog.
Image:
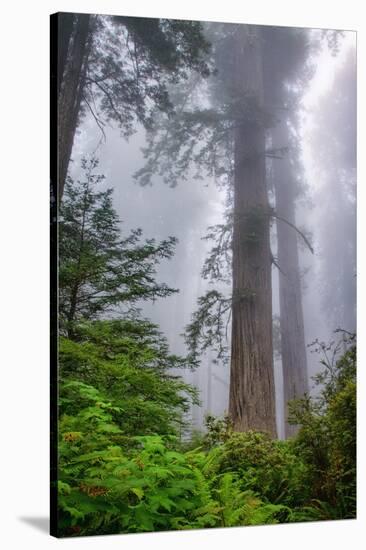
[70,23,356,438]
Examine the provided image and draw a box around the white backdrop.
[0,1,364,549]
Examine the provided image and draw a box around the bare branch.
[82,93,106,142]
[272,212,314,254]
[271,253,287,276]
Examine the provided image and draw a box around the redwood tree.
[271,119,308,437]
[136,23,278,436]
[228,26,276,435]
[262,27,313,437]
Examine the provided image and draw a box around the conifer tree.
[136,23,278,436]
[53,13,212,197]
[59,156,178,336]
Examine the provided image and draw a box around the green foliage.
[212,473,289,527]
[200,337,356,522]
[58,336,357,535]
[203,413,233,447]
[60,319,199,438]
[201,219,233,285]
[58,434,219,536]
[57,161,357,535]
[56,132,356,534]
[59,429,293,536]
[184,290,231,365]
[288,334,356,518]
[113,18,212,79]
[134,102,234,188]
[63,13,212,140]
[205,430,300,506]
[134,25,308,192]
[58,325,212,536]
[59,157,178,333]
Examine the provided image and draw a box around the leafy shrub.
[58,399,291,536]
[205,430,299,505]
[58,434,220,536]
[211,472,290,527]
[288,334,356,518]
[60,319,198,437]
[57,319,356,534]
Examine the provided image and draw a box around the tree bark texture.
[57,13,76,99]
[272,119,308,438]
[228,26,277,437]
[58,14,91,198]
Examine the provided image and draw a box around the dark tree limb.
[272,212,314,254]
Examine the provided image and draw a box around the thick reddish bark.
[228,27,277,437]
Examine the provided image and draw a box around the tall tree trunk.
[58,14,91,198]
[57,13,76,99]
[228,26,277,437]
[272,118,308,438]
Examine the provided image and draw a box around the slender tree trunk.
[272,118,308,438]
[58,14,91,198]
[228,26,277,437]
